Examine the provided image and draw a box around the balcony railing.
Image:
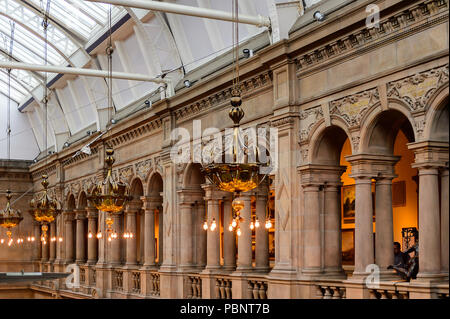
[215,277,232,299]
[248,279,268,299]
[187,275,202,299]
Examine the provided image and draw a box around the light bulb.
[88,231,93,239]
[255,218,260,228]
[130,233,133,238]
[58,237,63,242]
[231,219,237,228]
[236,228,242,236]
[16,238,20,244]
[108,236,112,242]
[203,221,208,230]
[265,220,272,229]
[1,239,4,244]
[31,236,35,242]
[96,232,102,239]
[228,224,233,232]
[210,219,217,231]
[250,221,255,230]
[8,239,13,246]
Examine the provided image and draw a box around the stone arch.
[77,191,87,210]
[182,163,206,189]
[423,86,449,142]
[309,119,352,165]
[130,178,144,198]
[360,102,416,155]
[67,194,76,211]
[148,172,163,196]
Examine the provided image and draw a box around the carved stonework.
[299,106,324,143]
[387,65,449,112]
[329,88,380,128]
[415,119,426,138]
[174,71,272,122]
[82,176,97,193]
[135,159,152,181]
[296,0,448,74]
[154,156,163,175]
[119,165,134,183]
[351,136,361,151]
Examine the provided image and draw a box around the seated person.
[388,242,419,281]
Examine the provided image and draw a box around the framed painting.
[342,185,356,223]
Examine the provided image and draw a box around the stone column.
[41,228,49,262]
[302,183,321,274]
[32,222,41,262]
[416,167,442,279]
[203,184,221,271]
[141,196,159,268]
[353,176,374,277]
[223,195,236,271]
[196,201,206,269]
[158,200,163,265]
[125,201,141,267]
[179,194,194,270]
[255,185,269,272]
[75,210,86,264]
[375,177,396,278]
[64,212,75,264]
[237,194,252,272]
[86,207,98,264]
[49,222,56,262]
[323,183,343,276]
[109,213,122,265]
[96,211,106,265]
[441,168,449,277]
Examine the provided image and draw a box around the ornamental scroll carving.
[135,159,152,181]
[387,65,449,112]
[329,88,380,128]
[119,165,134,184]
[299,106,323,143]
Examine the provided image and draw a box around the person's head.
[394,242,401,254]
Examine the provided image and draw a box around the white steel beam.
[0,60,170,84]
[86,0,271,27]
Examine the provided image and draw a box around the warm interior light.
[1,238,5,244]
[236,227,242,236]
[250,221,255,230]
[203,221,208,230]
[231,219,237,228]
[210,219,217,231]
[255,218,260,228]
[228,224,233,232]
[96,232,102,239]
[265,220,272,229]
[58,237,63,242]
[88,231,93,239]
[8,239,13,246]
[31,236,35,242]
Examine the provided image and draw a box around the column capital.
[75,209,86,220]
[125,200,143,213]
[408,141,449,169]
[298,164,347,185]
[140,195,161,210]
[63,211,75,222]
[86,207,98,219]
[202,183,225,201]
[346,153,400,179]
[177,188,203,205]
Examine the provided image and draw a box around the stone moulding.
[174,71,272,123]
[295,0,449,77]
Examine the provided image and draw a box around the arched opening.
[78,191,88,262]
[67,194,76,263]
[148,173,163,265]
[183,163,207,269]
[429,97,449,142]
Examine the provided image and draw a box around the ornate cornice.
[174,71,272,122]
[295,0,448,76]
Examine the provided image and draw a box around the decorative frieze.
[135,159,152,180]
[329,88,380,128]
[387,64,449,112]
[119,165,134,184]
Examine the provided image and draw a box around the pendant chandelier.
[0,22,23,245]
[87,5,132,240]
[28,2,61,245]
[200,0,270,234]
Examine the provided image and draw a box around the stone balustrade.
[132,272,141,294]
[113,270,124,291]
[215,277,232,299]
[149,272,160,297]
[316,281,347,299]
[247,279,268,299]
[187,275,202,299]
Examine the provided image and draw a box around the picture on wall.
[341,184,376,224]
